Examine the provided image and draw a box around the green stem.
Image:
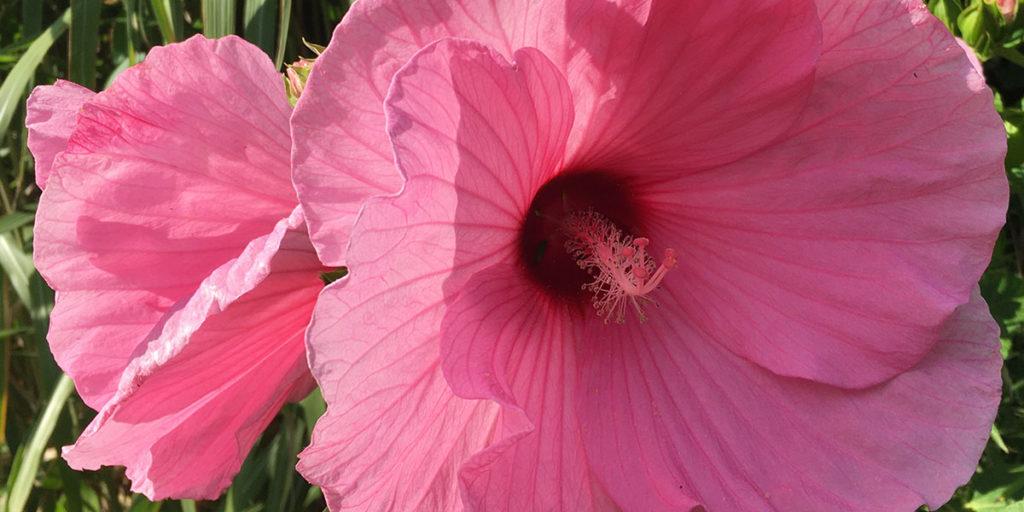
[6,374,74,512]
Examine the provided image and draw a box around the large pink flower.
[293,0,1007,510]
[27,36,324,499]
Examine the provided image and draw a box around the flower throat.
[519,172,674,322]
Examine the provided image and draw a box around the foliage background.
[0,0,1023,511]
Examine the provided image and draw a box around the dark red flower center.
[519,170,642,300]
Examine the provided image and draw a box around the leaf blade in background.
[243,0,275,57]
[0,212,33,234]
[274,0,292,69]
[150,0,184,43]
[69,0,101,89]
[0,232,33,307]
[5,374,74,512]
[0,8,71,142]
[266,407,302,511]
[121,0,140,66]
[203,0,238,38]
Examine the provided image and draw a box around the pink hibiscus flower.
[292,0,1008,510]
[26,36,324,500]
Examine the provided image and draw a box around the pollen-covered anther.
[564,210,677,323]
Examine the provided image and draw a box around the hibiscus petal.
[63,212,323,500]
[577,289,1000,511]
[299,38,573,510]
[441,264,630,511]
[299,276,498,510]
[562,0,821,172]
[25,80,94,190]
[643,0,1007,388]
[34,35,295,407]
[294,0,820,264]
[292,0,552,265]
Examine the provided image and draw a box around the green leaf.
[300,387,326,434]
[203,0,238,38]
[1,445,27,507]
[267,407,303,511]
[993,424,1011,454]
[227,434,272,510]
[70,0,102,88]
[122,0,140,66]
[28,271,59,394]
[127,495,162,512]
[244,0,276,56]
[967,496,1024,511]
[0,212,33,234]
[0,326,31,338]
[0,231,34,307]
[274,0,293,69]
[319,268,347,285]
[0,8,71,143]
[930,0,964,33]
[150,0,184,43]
[5,374,75,512]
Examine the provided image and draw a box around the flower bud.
[285,58,314,106]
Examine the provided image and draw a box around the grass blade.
[267,407,302,511]
[0,8,71,142]
[70,0,102,88]
[274,0,292,69]
[0,232,33,307]
[0,212,33,234]
[0,320,10,445]
[243,0,275,56]
[122,0,140,66]
[5,374,75,512]
[202,0,237,38]
[150,0,184,43]
[27,272,58,392]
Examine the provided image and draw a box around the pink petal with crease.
[293,0,820,265]
[35,34,295,408]
[642,0,1006,388]
[64,210,322,500]
[26,80,94,189]
[576,290,1000,511]
[442,265,633,511]
[300,39,575,510]
[32,35,322,499]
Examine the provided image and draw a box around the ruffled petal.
[298,278,498,511]
[561,0,821,172]
[641,0,1006,388]
[442,264,623,511]
[299,39,574,510]
[291,0,578,265]
[295,0,820,264]
[577,289,1000,511]
[34,35,295,407]
[25,80,95,190]
[63,211,323,500]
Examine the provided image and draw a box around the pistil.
[564,210,676,323]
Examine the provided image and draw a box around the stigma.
[564,210,676,323]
